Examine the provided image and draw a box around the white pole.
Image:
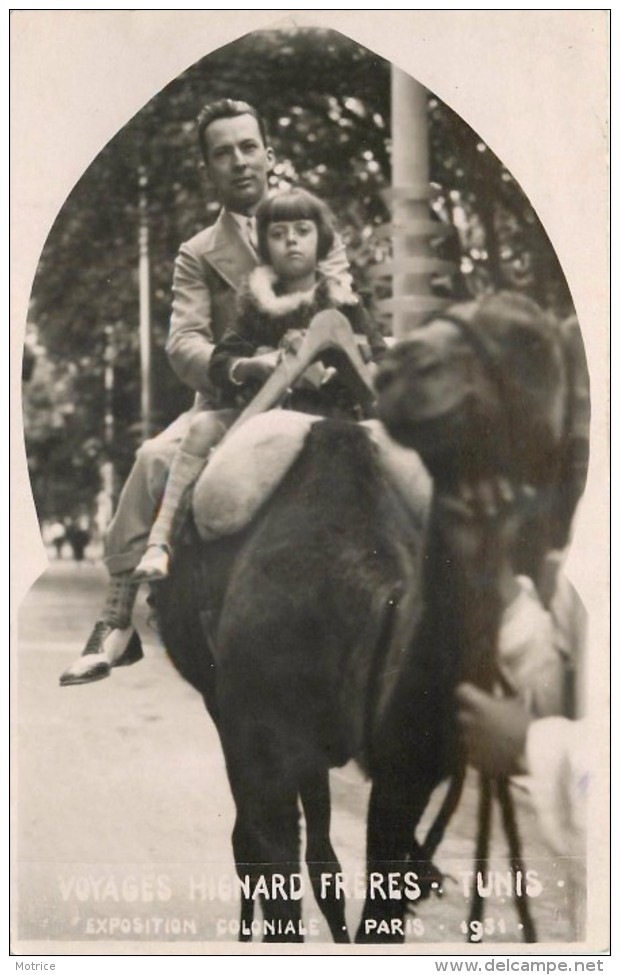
[97,324,116,532]
[103,324,115,451]
[392,67,430,338]
[386,67,452,337]
[138,165,152,440]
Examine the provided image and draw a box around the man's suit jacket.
[166,209,258,410]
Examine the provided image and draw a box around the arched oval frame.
[11,10,610,957]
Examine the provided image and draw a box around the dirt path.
[14,561,579,951]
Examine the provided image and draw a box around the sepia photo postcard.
[10,9,611,959]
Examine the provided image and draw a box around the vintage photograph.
[11,11,609,955]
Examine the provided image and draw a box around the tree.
[24,26,575,522]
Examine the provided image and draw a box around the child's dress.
[209,265,386,419]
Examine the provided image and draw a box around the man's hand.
[455,683,531,777]
[279,329,306,355]
[278,330,337,388]
[230,350,279,384]
[298,362,337,390]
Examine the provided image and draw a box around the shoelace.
[83,620,112,655]
[246,217,258,250]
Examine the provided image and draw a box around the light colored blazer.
[166,210,258,409]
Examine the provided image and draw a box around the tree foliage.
[24,26,575,522]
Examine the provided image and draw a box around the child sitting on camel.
[133,188,386,582]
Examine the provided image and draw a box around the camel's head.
[376,292,568,489]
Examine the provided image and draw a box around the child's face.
[266,220,319,281]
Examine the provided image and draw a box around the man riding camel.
[60,98,352,686]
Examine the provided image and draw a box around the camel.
[152,292,580,943]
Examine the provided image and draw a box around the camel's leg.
[355,777,436,944]
[239,895,254,943]
[255,790,305,943]
[300,771,350,943]
[230,818,255,942]
[224,743,305,943]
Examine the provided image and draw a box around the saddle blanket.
[192,410,432,541]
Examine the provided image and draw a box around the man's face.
[204,114,274,215]
[265,220,319,282]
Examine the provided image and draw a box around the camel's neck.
[424,502,504,694]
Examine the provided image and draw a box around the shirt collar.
[227,210,256,231]
[226,210,257,250]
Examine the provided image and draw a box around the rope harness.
[414,673,538,944]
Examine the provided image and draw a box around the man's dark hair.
[256,188,336,263]
[196,99,268,164]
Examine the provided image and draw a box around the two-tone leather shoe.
[59,621,143,686]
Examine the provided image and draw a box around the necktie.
[246,217,258,251]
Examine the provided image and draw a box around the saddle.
[192,411,432,542]
[192,310,432,540]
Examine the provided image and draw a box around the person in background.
[47,521,66,560]
[453,307,590,938]
[456,674,587,939]
[64,521,91,563]
[455,507,588,939]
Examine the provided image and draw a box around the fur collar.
[247,265,358,317]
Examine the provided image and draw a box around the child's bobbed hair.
[256,188,336,264]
